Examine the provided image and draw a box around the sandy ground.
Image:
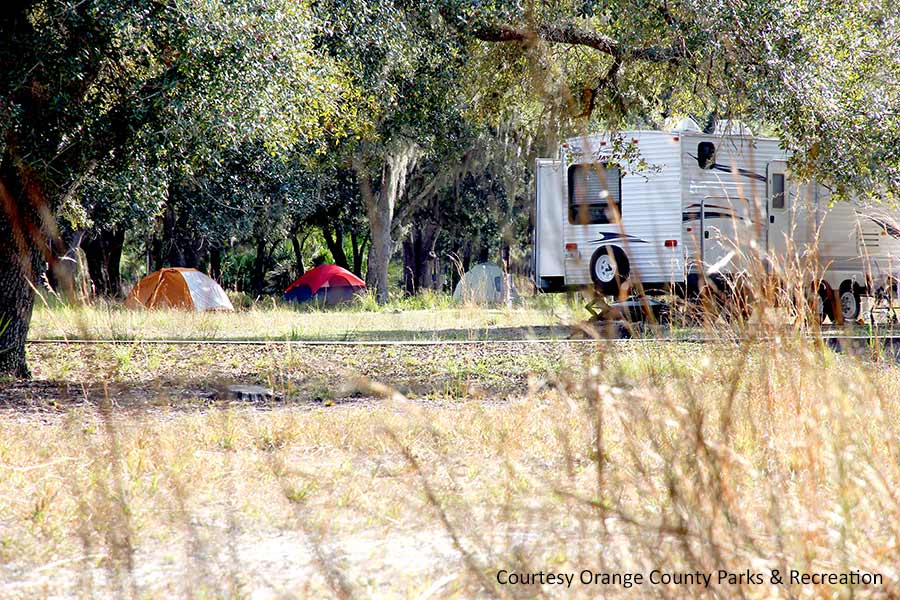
[0,341,593,599]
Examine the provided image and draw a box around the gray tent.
[452,262,518,304]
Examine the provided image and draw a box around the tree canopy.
[445,0,900,198]
[0,0,365,375]
[2,0,899,377]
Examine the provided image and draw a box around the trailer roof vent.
[663,116,701,133]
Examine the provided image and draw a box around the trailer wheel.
[888,278,900,304]
[882,278,900,324]
[839,281,860,322]
[589,246,630,296]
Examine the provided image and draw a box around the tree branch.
[450,14,687,63]
[578,58,622,118]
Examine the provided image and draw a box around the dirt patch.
[5,341,589,412]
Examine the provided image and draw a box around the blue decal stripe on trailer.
[589,231,648,244]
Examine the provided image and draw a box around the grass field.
[27,293,584,341]
[4,301,900,598]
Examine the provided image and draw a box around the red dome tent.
[284,264,366,305]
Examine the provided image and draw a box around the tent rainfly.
[284,264,366,305]
[124,268,234,311]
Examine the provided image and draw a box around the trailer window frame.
[771,173,786,209]
[567,163,623,225]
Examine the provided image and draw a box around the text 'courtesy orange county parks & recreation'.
[495,568,884,590]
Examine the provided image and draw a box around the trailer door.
[767,161,791,264]
[534,159,564,289]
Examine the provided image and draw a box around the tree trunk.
[47,230,84,299]
[151,202,204,270]
[162,202,179,265]
[180,237,202,270]
[209,247,222,281]
[352,232,367,278]
[356,144,419,304]
[105,228,124,296]
[350,229,361,277]
[364,199,392,303]
[500,242,512,306]
[252,234,267,294]
[0,162,47,378]
[0,241,39,379]
[402,223,440,295]
[419,224,439,291]
[290,235,305,277]
[402,235,416,295]
[83,227,125,297]
[322,223,350,270]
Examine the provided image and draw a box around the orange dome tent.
[125,268,234,311]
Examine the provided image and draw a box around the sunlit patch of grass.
[28,294,579,342]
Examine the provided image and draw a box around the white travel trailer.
[533,119,900,320]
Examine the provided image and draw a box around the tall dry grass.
[4,322,900,597]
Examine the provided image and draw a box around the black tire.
[883,279,899,324]
[589,246,630,296]
[887,278,900,304]
[839,281,861,322]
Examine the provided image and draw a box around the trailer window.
[697,142,716,169]
[568,164,622,225]
[772,173,786,209]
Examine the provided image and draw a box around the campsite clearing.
[27,298,582,342]
[3,304,900,597]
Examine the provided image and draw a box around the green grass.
[28,291,590,342]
